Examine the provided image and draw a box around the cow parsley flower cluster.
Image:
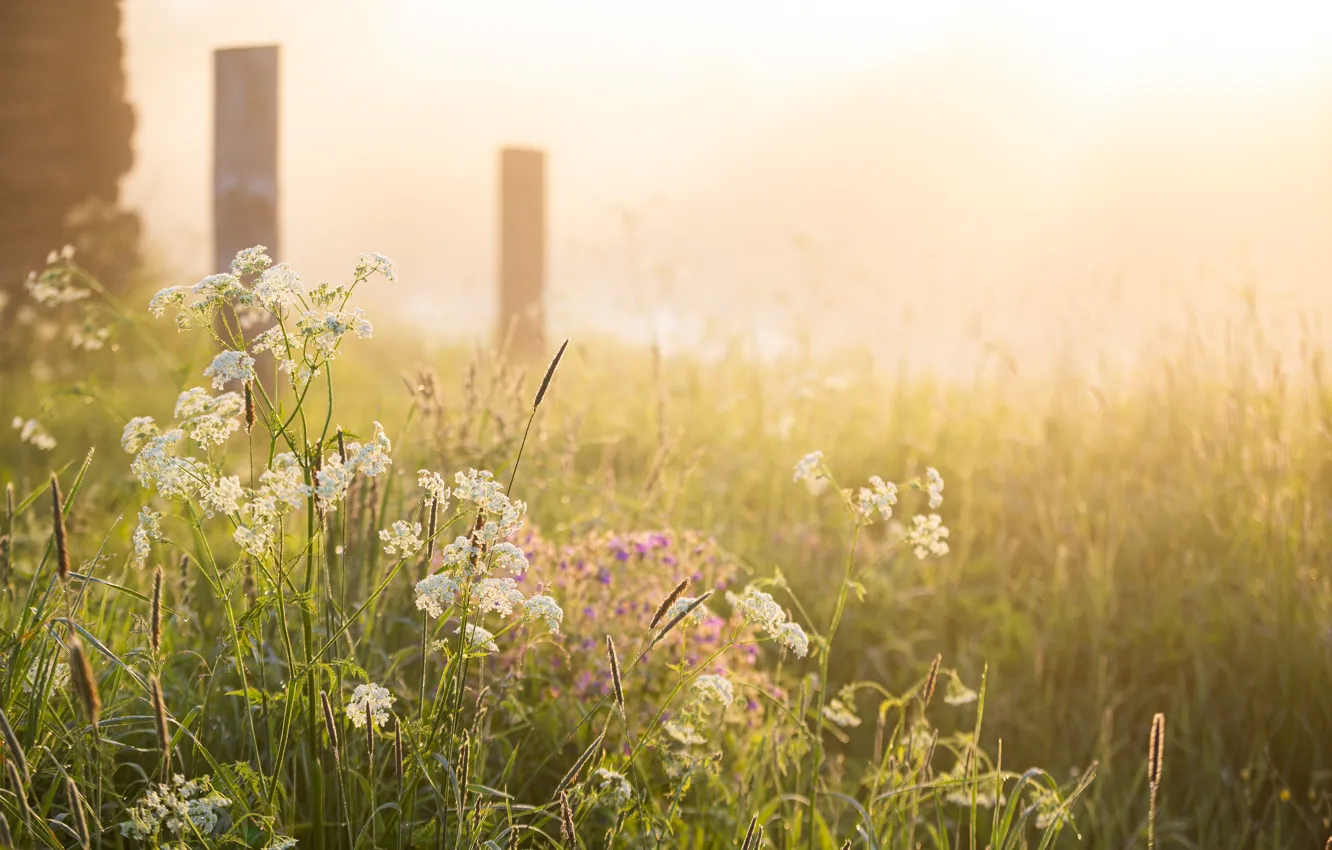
[793,450,830,495]
[132,507,163,567]
[346,683,394,730]
[379,520,423,557]
[174,387,244,447]
[202,350,256,390]
[925,467,944,509]
[851,475,898,525]
[593,768,635,810]
[119,775,232,842]
[726,586,810,658]
[11,417,56,451]
[822,698,862,728]
[906,513,950,559]
[693,674,735,706]
[409,467,561,646]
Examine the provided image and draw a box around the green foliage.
[1,249,1328,848]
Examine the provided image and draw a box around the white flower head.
[121,416,159,454]
[202,350,256,390]
[451,623,498,655]
[794,451,830,496]
[315,454,354,511]
[132,507,163,567]
[254,262,302,312]
[417,470,451,508]
[346,683,394,729]
[776,622,810,658]
[523,595,563,634]
[201,475,244,518]
[230,245,273,277]
[415,573,460,618]
[379,520,423,558]
[440,535,481,576]
[906,513,950,559]
[727,586,787,635]
[453,469,505,510]
[354,252,397,284]
[943,673,979,706]
[593,769,634,810]
[822,698,861,728]
[490,542,529,575]
[693,674,735,707]
[925,467,944,509]
[12,417,56,451]
[472,577,526,617]
[852,475,898,525]
[347,422,392,477]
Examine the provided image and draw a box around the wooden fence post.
[214,45,279,387]
[498,147,547,357]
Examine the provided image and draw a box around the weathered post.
[213,45,279,385]
[498,147,547,357]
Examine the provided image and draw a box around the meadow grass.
[1,250,1329,848]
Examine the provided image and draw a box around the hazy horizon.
[122,0,1332,371]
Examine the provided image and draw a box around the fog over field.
[124,0,1332,369]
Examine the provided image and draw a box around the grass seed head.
[533,338,569,411]
[606,635,625,714]
[0,810,11,849]
[559,790,575,846]
[649,578,690,631]
[67,637,100,732]
[244,381,255,432]
[150,565,163,656]
[0,707,28,787]
[66,778,89,850]
[922,653,942,708]
[1148,712,1166,789]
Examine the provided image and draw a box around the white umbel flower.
[202,350,256,390]
[379,520,423,557]
[415,573,460,618]
[693,674,735,706]
[793,450,829,495]
[523,595,563,633]
[346,683,394,729]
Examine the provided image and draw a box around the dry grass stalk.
[0,810,11,849]
[366,702,375,768]
[555,732,605,794]
[0,708,27,787]
[150,675,171,778]
[4,761,30,832]
[150,565,163,656]
[66,778,90,850]
[67,637,100,732]
[320,690,341,764]
[51,472,69,582]
[648,578,690,631]
[425,497,439,562]
[646,591,713,655]
[533,339,570,411]
[922,653,942,708]
[1148,712,1165,850]
[605,635,624,715]
[558,790,575,847]
[244,382,255,432]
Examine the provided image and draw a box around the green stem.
[806,524,861,850]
